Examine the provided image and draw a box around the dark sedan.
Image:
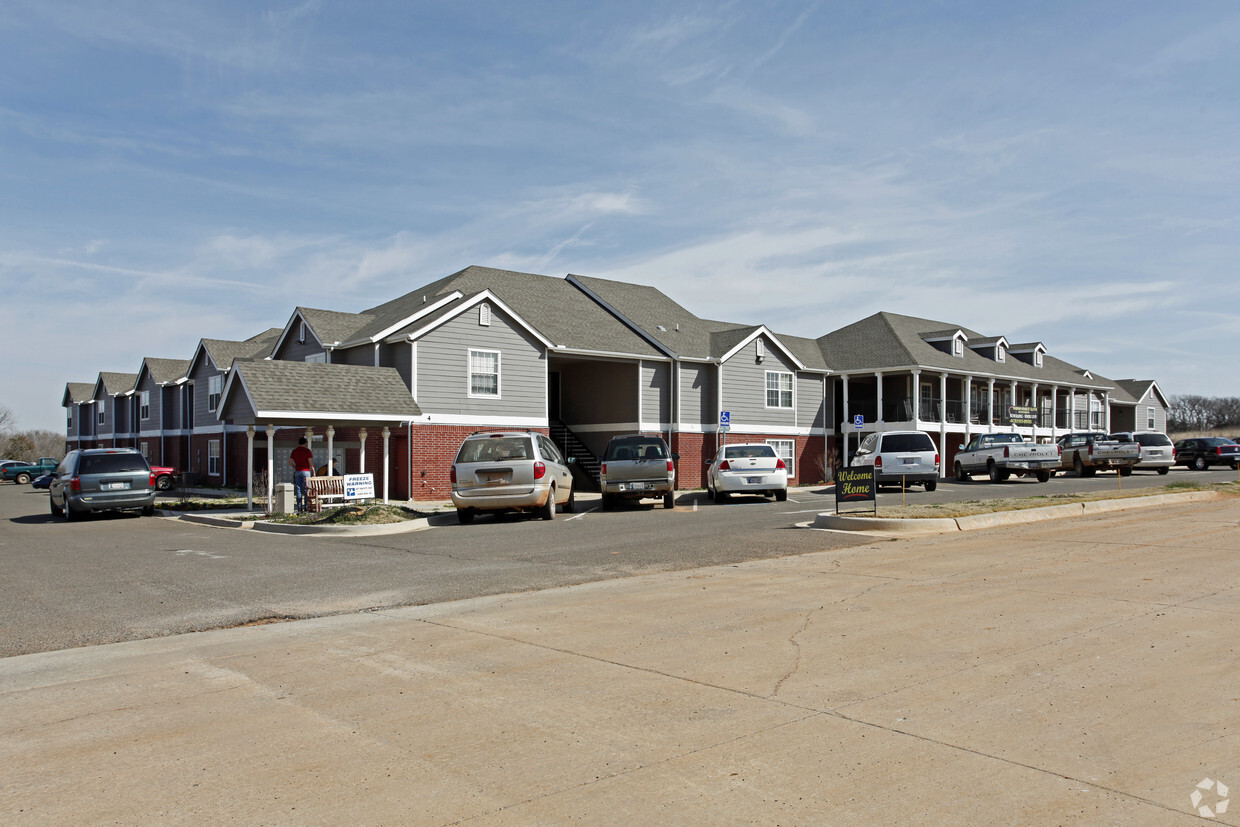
[1174,437,1240,471]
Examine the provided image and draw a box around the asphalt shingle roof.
[97,372,138,396]
[226,360,420,423]
[142,358,190,386]
[200,329,281,370]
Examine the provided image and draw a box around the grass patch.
[261,503,432,525]
[872,481,1238,519]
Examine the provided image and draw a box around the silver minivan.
[450,431,575,523]
[49,448,156,520]
[850,430,940,491]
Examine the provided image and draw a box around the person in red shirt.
[290,437,314,511]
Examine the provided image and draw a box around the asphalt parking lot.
[3,491,1237,823]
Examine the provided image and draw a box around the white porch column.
[841,374,851,462]
[358,427,368,474]
[326,426,335,475]
[1051,385,1059,435]
[874,372,884,424]
[1031,384,1040,441]
[938,373,948,467]
[265,425,275,512]
[911,370,921,423]
[964,376,973,442]
[1070,388,1077,430]
[987,378,996,432]
[1103,391,1111,432]
[246,426,255,511]
[382,427,391,504]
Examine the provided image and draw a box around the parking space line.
[567,507,598,521]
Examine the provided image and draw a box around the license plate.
[621,483,650,491]
[105,482,129,490]
[901,457,916,464]
[746,476,762,484]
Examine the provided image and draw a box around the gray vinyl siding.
[93,390,112,436]
[161,386,183,430]
[136,375,162,435]
[379,342,411,389]
[679,362,714,426]
[190,361,225,429]
[1140,389,1167,432]
[274,326,326,362]
[336,345,377,367]
[415,308,545,418]
[641,361,670,425]
[797,373,826,429]
[721,337,797,427]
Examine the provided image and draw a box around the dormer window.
[997,346,1006,363]
[479,303,491,326]
[1034,351,1043,367]
[953,338,964,357]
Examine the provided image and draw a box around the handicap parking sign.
[853,414,864,430]
[720,411,731,427]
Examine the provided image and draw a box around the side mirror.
[957,444,965,451]
[566,457,577,465]
[672,453,680,461]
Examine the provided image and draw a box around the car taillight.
[1088,444,1094,455]
[719,459,731,471]
[1057,445,1062,456]
[874,455,883,468]
[450,466,457,484]
[1003,446,1010,458]
[600,463,607,476]
[1171,448,1176,459]
[533,461,546,479]
[70,476,81,491]
[666,459,674,473]
[1218,447,1225,456]
[934,453,940,468]
[776,458,786,470]
[150,472,157,488]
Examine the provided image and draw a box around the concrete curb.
[811,490,1222,534]
[251,517,433,536]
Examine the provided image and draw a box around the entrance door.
[548,371,561,422]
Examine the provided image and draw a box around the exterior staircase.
[550,422,601,491]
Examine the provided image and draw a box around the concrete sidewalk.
[4,498,1238,824]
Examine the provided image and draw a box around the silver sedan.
[705,443,789,503]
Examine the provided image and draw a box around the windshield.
[605,437,667,461]
[79,453,149,474]
[455,437,532,464]
[724,445,776,459]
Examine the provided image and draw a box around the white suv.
[850,430,940,491]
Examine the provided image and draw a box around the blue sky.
[3,1,1239,432]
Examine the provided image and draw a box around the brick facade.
[407,424,549,502]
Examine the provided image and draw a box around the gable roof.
[137,358,191,387]
[818,312,1109,388]
[189,328,282,376]
[94,372,138,398]
[63,382,96,406]
[217,360,421,426]
[380,266,665,358]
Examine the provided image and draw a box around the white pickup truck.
[1056,432,1141,477]
[954,433,1061,483]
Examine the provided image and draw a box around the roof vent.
[656,325,667,332]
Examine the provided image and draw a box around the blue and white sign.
[344,473,375,500]
[853,414,864,430]
[720,410,731,427]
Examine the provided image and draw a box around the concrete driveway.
[4,496,1238,824]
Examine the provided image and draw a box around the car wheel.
[1073,454,1085,476]
[925,480,937,492]
[1193,455,1208,471]
[775,489,787,502]
[713,487,728,504]
[49,497,62,517]
[63,500,76,522]
[988,461,1001,483]
[15,472,31,485]
[457,507,475,525]
[955,462,968,482]
[1157,467,1169,475]
[563,486,575,514]
[1119,466,1133,477]
[141,503,155,517]
[601,493,614,511]
[540,486,557,520]
[1035,470,1050,483]
[663,490,675,509]
[156,474,173,491]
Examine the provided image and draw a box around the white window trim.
[764,370,793,409]
[479,303,492,326]
[766,438,795,478]
[140,390,151,421]
[468,349,501,399]
[953,337,964,357]
[98,398,106,425]
[207,375,223,412]
[139,441,149,459]
[997,346,1006,363]
[1147,407,1156,430]
[208,439,221,476]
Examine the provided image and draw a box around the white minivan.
[850,430,940,491]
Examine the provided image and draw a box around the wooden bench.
[305,476,345,512]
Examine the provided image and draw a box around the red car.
[150,466,178,491]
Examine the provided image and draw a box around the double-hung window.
[207,376,223,412]
[766,439,794,477]
[469,349,500,397]
[208,440,221,476]
[140,391,150,420]
[1146,407,1156,430]
[98,398,106,426]
[765,371,793,409]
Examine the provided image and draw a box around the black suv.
[49,448,157,520]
